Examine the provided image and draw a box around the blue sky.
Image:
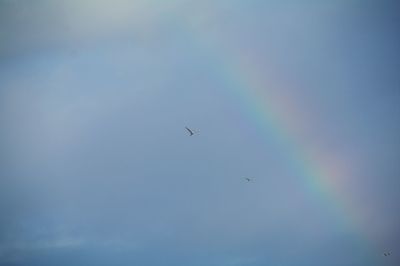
[1,1,399,265]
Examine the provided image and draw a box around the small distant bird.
[244,178,252,182]
[383,252,391,256]
[185,127,195,136]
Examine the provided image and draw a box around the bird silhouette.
[245,178,252,182]
[185,127,195,136]
[383,252,391,257]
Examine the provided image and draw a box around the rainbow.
[182,19,376,249]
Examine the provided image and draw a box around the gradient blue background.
[1,1,399,265]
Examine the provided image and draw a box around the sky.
[0,0,400,265]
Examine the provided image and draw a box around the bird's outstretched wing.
[185,127,194,136]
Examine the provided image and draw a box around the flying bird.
[383,252,391,256]
[185,127,195,136]
[244,178,252,182]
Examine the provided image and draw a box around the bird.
[185,127,195,136]
[244,177,252,182]
[383,252,391,256]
